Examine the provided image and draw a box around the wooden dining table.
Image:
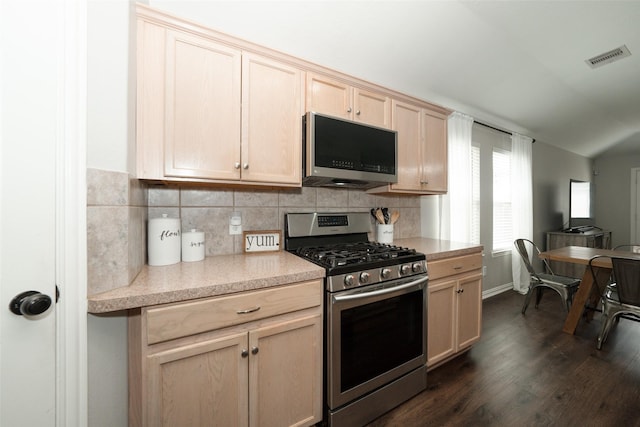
[538,246,640,334]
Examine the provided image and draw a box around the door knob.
[9,291,52,316]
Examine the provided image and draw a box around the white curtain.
[511,132,533,293]
[441,112,474,242]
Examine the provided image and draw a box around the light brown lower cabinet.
[129,280,323,427]
[427,252,483,369]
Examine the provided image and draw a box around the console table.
[546,229,611,278]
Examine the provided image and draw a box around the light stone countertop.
[395,237,484,261]
[87,251,325,313]
[87,238,482,314]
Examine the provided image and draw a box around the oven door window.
[340,288,424,392]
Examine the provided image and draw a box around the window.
[492,148,512,253]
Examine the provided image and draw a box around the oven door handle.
[332,275,428,302]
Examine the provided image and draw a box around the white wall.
[87,0,135,173]
[87,1,133,426]
[593,153,640,247]
[420,196,441,239]
[532,142,592,245]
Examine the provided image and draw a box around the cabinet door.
[391,100,423,191]
[249,314,322,427]
[427,278,457,366]
[353,88,390,128]
[457,273,483,350]
[146,332,249,427]
[164,30,241,180]
[306,73,352,120]
[241,53,303,185]
[136,19,166,180]
[422,110,448,193]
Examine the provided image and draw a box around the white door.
[1,1,86,425]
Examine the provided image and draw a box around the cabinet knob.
[234,162,241,169]
[356,110,361,115]
[243,163,249,170]
[347,107,352,113]
[251,347,259,355]
[241,349,249,358]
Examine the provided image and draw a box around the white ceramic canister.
[148,214,181,266]
[181,229,205,262]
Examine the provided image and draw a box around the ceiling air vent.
[585,45,631,69]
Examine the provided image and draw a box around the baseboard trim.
[482,282,514,299]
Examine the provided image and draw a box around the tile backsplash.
[87,168,422,294]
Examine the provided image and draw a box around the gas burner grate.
[295,242,417,269]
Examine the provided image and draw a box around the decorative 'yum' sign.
[243,230,282,253]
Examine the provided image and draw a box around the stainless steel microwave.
[303,112,398,189]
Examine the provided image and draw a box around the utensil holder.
[376,224,394,244]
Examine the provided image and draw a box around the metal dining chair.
[589,255,640,350]
[514,238,581,314]
[613,244,640,253]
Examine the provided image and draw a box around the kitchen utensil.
[390,211,400,224]
[382,208,389,224]
[375,208,386,225]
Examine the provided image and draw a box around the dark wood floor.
[367,290,640,426]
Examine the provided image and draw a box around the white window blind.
[471,145,480,244]
[493,148,512,252]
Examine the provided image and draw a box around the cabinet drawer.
[428,253,482,281]
[145,280,322,344]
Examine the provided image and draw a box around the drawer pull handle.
[237,306,261,314]
[454,266,463,270]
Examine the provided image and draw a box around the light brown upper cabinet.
[162,29,242,181]
[421,109,448,193]
[392,100,423,192]
[368,100,449,195]
[306,73,391,129]
[137,17,303,187]
[137,4,452,192]
[240,53,303,185]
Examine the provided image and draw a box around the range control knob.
[344,274,356,287]
[412,262,423,273]
[360,272,370,284]
[400,264,411,275]
[381,268,392,279]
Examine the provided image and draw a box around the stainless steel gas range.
[285,212,428,427]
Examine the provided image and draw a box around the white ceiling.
[151,0,640,158]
